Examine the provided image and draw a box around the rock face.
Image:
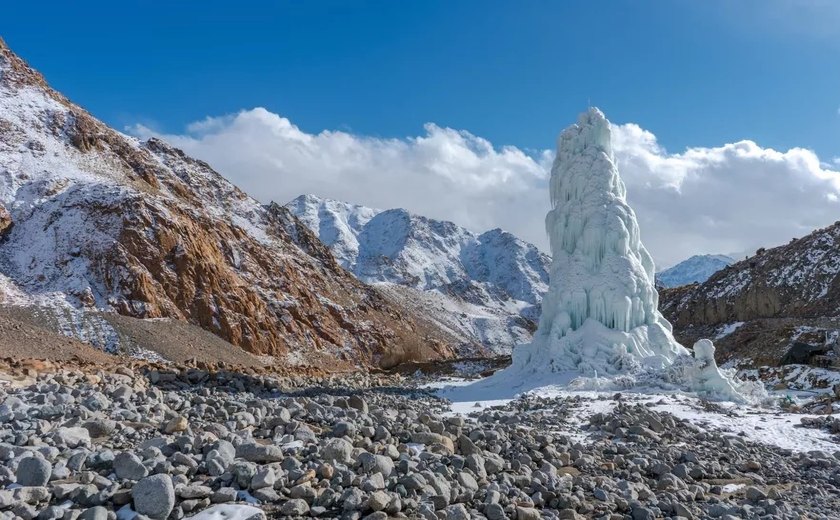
[659,222,840,365]
[0,38,454,367]
[287,194,550,355]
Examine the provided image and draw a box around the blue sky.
[3,1,838,158]
[4,2,840,266]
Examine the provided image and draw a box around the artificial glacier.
[445,108,765,405]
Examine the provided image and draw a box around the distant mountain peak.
[286,194,551,353]
[657,254,735,288]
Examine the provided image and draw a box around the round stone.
[16,456,52,487]
[280,499,309,516]
[113,452,148,481]
[132,474,175,519]
[322,438,353,464]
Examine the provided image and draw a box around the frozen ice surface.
[521,108,686,372]
[446,109,765,404]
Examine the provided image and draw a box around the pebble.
[0,365,833,520]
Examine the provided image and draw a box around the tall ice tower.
[455,108,764,404]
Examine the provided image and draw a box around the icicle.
[466,108,765,405]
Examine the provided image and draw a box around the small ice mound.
[666,340,768,404]
[453,108,763,405]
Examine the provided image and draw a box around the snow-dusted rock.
[185,505,265,520]
[287,194,550,354]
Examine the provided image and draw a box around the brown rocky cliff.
[659,222,840,364]
[660,222,840,328]
[0,38,457,368]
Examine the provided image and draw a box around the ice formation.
[460,108,765,404]
[512,107,687,375]
[680,339,763,401]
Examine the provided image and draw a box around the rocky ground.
[1,362,839,520]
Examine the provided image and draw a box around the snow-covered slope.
[0,38,457,367]
[287,194,551,354]
[660,221,840,366]
[657,254,734,288]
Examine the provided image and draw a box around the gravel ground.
[1,365,839,520]
[0,311,114,364]
[0,305,275,368]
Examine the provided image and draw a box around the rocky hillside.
[0,39,456,368]
[286,194,551,354]
[657,254,734,288]
[660,222,840,365]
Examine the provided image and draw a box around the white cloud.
[612,124,840,266]
[129,108,840,268]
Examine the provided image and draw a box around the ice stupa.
[513,107,687,375]
[459,108,764,404]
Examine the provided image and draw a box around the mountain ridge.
[286,193,551,353]
[659,221,840,365]
[0,38,455,367]
[657,254,735,288]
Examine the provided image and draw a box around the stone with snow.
[53,427,91,448]
[185,505,265,520]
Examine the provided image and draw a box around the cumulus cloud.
[612,124,840,266]
[129,109,552,255]
[129,109,840,268]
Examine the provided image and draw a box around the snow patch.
[185,505,265,520]
[715,321,745,339]
[436,381,838,453]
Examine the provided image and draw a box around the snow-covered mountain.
[286,194,551,354]
[660,224,840,366]
[657,254,735,288]
[0,38,457,367]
